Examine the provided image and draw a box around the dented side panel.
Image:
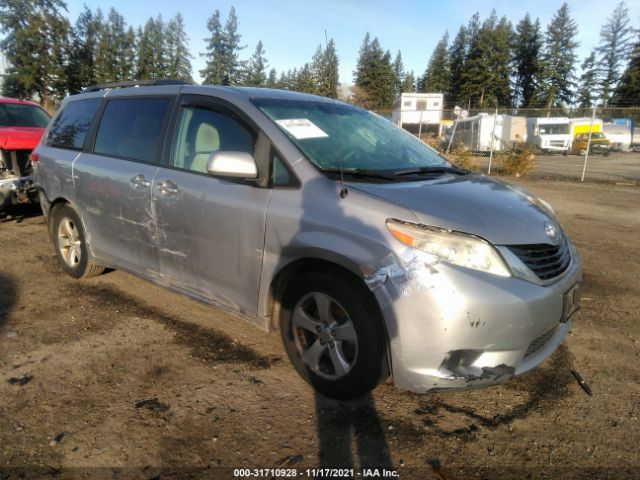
[73,152,161,274]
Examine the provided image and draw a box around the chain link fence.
[373,106,640,184]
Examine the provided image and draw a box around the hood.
[0,127,45,150]
[349,173,561,246]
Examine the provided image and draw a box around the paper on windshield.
[275,119,329,140]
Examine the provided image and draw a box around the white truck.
[450,114,527,152]
[526,117,571,154]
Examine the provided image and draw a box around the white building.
[391,92,444,135]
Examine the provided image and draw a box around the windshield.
[539,123,569,135]
[253,98,449,172]
[591,132,606,139]
[0,103,50,128]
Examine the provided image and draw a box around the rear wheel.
[280,272,388,400]
[51,204,104,279]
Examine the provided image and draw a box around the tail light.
[29,152,39,162]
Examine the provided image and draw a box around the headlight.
[386,219,511,277]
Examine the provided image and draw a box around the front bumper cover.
[367,242,582,393]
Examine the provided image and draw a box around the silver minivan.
[34,81,582,400]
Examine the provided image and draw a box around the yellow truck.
[569,118,609,155]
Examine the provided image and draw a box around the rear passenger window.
[48,98,100,149]
[94,98,170,163]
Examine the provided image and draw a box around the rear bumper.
[371,242,582,393]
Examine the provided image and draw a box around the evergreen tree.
[166,13,193,81]
[538,3,579,108]
[448,26,467,106]
[612,32,640,105]
[0,0,69,105]
[266,68,277,88]
[421,32,450,98]
[392,51,404,96]
[312,39,339,98]
[66,5,99,93]
[401,70,415,92]
[294,63,315,94]
[244,41,268,87]
[200,7,245,85]
[576,52,598,107]
[200,10,224,84]
[595,2,635,105]
[353,34,396,109]
[222,7,245,85]
[460,11,513,108]
[513,14,542,107]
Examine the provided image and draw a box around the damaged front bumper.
[367,243,582,393]
[0,175,37,210]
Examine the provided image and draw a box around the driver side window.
[171,105,255,173]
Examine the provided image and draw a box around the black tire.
[51,204,104,279]
[280,272,388,400]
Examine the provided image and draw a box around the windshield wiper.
[320,168,397,181]
[392,165,469,177]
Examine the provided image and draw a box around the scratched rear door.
[74,95,174,274]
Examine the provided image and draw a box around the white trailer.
[501,116,527,149]
[392,93,444,136]
[450,114,501,152]
[526,117,571,153]
[603,124,632,151]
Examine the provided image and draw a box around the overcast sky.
[66,0,640,85]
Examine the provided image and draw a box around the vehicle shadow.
[315,392,393,474]
[0,271,17,333]
[0,202,42,222]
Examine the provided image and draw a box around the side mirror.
[206,151,258,179]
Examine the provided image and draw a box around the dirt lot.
[1,178,639,479]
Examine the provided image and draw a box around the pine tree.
[460,11,513,108]
[576,52,598,107]
[244,41,268,87]
[538,3,579,108]
[401,71,415,92]
[448,26,467,106]
[513,14,542,107]
[222,7,245,85]
[200,10,224,84]
[66,5,99,93]
[421,32,450,98]
[200,7,245,85]
[0,0,69,105]
[595,2,635,105]
[392,51,404,96]
[612,32,640,105]
[353,34,396,109]
[312,39,339,98]
[166,13,193,81]
[294,63,315,94]
[266,68,277,88]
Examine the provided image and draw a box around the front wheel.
[51,204,104,279]
[280,272,388,400]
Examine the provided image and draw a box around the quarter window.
[94,98,170,163]
[48,98,100,149]
[171,106,255,173]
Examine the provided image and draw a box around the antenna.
[325,29,348,199]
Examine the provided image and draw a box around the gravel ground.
[0,178,639,479]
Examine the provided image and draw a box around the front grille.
[507,240,571,281]
[525,327,557,357]
[550,140,565,147]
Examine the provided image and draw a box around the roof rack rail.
[83,79,195,93]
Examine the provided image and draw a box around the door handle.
[130,174,150,188]
[157,179,179,195]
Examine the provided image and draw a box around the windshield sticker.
[276,119,329,140]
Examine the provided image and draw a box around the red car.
[0,97,51,210]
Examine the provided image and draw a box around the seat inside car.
[188,122,220,173]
